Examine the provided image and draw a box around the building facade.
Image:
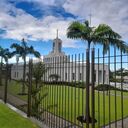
[11,35,109,84]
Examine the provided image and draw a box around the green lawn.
[43,85,128,128]
[0,103,39,128]
[6,80,128,127]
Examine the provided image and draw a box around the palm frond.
[94,24,121,39]
[0,48,12,62]
[29,46,41,58]
[109,39,128,53]
[67,21,89,40]
[10,43,21,49]
[92,24,127,53]
[11,39,41,59]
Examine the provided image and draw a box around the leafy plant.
[27,62,56,119]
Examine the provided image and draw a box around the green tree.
[67,20,128,122]
[11,38,41,94]
[32,62,47,88]
[0,47,12,85]
[30,62,49,119]
[67,20,128,53]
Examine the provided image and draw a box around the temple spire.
[56,29,58,38]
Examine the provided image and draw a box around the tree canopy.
[67,20,128,53]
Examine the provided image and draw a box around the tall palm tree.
[0,47,12,85]
[0,46,3,85]
[11,38,41,94]
[67,20,128,53]
[2,49,12,103]
[67,20,128,123]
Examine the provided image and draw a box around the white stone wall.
[44,62,109,84]
[11,64,29,80]
[11,62,109,85]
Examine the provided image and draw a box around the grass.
[43,85,128,127]
[6,80,128,127]
[0,102,39,128]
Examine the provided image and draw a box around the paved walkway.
[42,111,81,128]
[105,117,128,128]
[0,89,27,107]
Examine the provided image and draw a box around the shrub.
[95,84,128,92]
[110,78,124,83]
[43,81,86,89]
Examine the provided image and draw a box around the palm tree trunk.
[22,57,26,94]
[85,41,91,122]
[4,60,8,103]
[0,58,3,85]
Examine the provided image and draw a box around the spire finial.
[56,29,58,38]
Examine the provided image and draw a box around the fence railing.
[0,48,128,128]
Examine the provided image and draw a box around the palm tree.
[11,38,41,94]
[0,47,12,85]
[67,20,128,123]
[67,20,127,53]
[2,49,12,103]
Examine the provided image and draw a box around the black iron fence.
[0,48,128,128]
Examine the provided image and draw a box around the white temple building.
[11,32,109,84]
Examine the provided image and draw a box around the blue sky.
[0,0,128,63]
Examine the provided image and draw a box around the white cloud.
[0,1,78,48]
[63,0,128,40]
[1,0,128,50]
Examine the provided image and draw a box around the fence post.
[4,62,8,103]
[27,59,32,117]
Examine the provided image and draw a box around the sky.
[0,0,128,63]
